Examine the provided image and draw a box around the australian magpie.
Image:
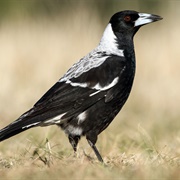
[0,10,162,162]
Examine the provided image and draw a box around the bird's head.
[99,10,162,53]
[110,10,163,36]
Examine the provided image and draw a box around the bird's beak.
[134,13,163,27]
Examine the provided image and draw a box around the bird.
[0,10,162,162]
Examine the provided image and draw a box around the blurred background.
[0,0,179,158]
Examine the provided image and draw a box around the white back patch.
[59,54,108,82]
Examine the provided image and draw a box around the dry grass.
[0,5,180,180]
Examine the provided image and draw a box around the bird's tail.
[0,109,41,142]
[0,122,30,142]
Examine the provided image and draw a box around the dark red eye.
[124,15,131,22]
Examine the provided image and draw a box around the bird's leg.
[68,135,80,153]
[86,135,103,163]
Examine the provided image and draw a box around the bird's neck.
[99,24,135,57]
[115,31,135,54]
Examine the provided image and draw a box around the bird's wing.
[0,55,127,141]
[25,55,127,124]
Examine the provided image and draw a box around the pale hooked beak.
[134,13,163,27]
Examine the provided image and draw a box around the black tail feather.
[0,116,40,142]
[0,125,31,142]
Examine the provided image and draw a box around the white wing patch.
[66,80,88,88]
[93,77,119,91]
[43,113,66,125]
[77,111,87,125]
[89,77,119,96]
[65,76,119,94]
[89,90,101,97]
[22,122,40,129]
[59,23,124,82]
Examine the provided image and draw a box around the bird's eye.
[124,15,131,22]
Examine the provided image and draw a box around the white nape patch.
[99,23,124,57]
[43,113,66,125]
[93,77,119,90]
[22,122,40,129]
[65,125,83,136]
[135,13,152,27]
[66,79,88,88]
[77,112,86,125]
